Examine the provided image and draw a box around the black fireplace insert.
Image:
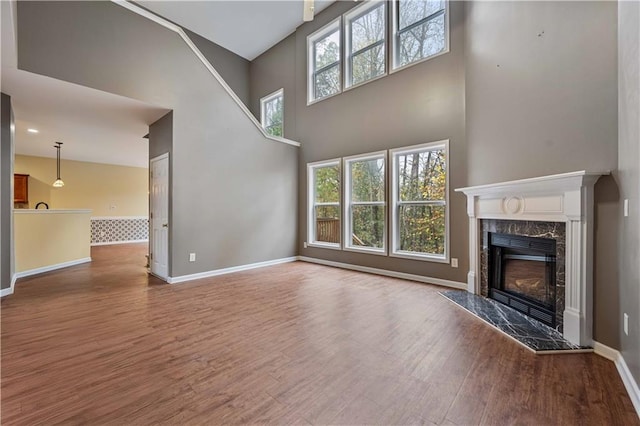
[488,233,556,327]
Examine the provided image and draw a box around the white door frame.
[149,153,169,281]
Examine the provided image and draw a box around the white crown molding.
[111,0,300,148]
[594,342,640,418]
[298,256,467,290]
[168,256,298,284]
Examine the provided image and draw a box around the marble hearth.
[456,171,607,347]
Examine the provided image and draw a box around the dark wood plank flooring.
[1,243,637,425]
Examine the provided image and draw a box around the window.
[308,159,341,248]
[344,1,387,89]
[392,0,448,70]
[307,18,341,104]
[344,152,386,253]
[390,140,448,261]
[260,89,284,137]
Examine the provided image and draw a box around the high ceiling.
[140,0,335,60]
[1,0,334,168]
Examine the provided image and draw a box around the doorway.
[149,153,169,280]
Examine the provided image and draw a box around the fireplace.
[456,170,607,346]
[488,233,556,327]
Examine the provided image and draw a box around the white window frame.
[307,17,342,105]
[343,151,387,255]
[391,0,450,73]
[390,140,449,262]
[307,158,342,250]
[344,0,387,90]
[260,88,284,137]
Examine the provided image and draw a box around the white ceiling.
[140,0,335,60]
[3,69,170,168]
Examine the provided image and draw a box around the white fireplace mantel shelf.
[455,170,609,347]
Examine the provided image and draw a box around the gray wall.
[465,1,619,346]
[1,93,14,290]
[617,0,640,386]
[17,1,298,277]
[186,29,251,107]
[250,0,468,283]
[149,111,173,276]
[250,1,621,347]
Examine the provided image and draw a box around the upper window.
[344,1,387,89]
[307,159,341,248]
[260,89,284,137]
[344,152,386,253]
[390,140,448,261]
[307,18,342,104]
[392,0,448,70]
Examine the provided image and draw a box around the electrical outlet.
[624,199,630,217]
[303,242,307,249]
[189,253,196,262]
[624,313,629,336]
[451,258,458,268]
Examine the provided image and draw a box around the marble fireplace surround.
[456,171,607,347]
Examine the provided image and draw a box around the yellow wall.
[14,210,91,273]
[14,155,148,216]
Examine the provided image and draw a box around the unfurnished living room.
[1,0,639,424]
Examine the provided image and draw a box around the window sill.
[390,250,449,263]
[344,72,387,93]
[307,242,342,251]
[307,90,342,107]
[344,246,387,256]
[390,48,450,75]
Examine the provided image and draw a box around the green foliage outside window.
[349,158,385,248]
[396,149,446,255]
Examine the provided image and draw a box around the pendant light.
[52,142,64,187]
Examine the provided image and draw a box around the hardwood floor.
[1,243,637,425]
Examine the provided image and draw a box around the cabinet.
[14,174,29,204]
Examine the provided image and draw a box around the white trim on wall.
[91,216,148,220]
[14,257,92,280]
[111,0,300,148]
[91,239,148,247]
[298,255,466,290]
[0,274,16,297]
[594,341,640,417]
[168,256,298,284]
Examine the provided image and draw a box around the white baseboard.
[0,274,16,297]
[91,239,148,247]
[297,256,467,290]
[594,341,640,417]
[167,256,298,284]
[14,257,92,280]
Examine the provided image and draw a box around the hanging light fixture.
[52,142,64,187]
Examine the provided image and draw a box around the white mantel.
[455,171,608,346]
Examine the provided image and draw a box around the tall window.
[260,89,284,137]
[392,0,448,70]
[390,140,448,261]
[344,1,387,88]
[344,152,386,253]
[308,159,341,248]
[307,18,342,104]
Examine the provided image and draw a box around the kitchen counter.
[14,209,92,276]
